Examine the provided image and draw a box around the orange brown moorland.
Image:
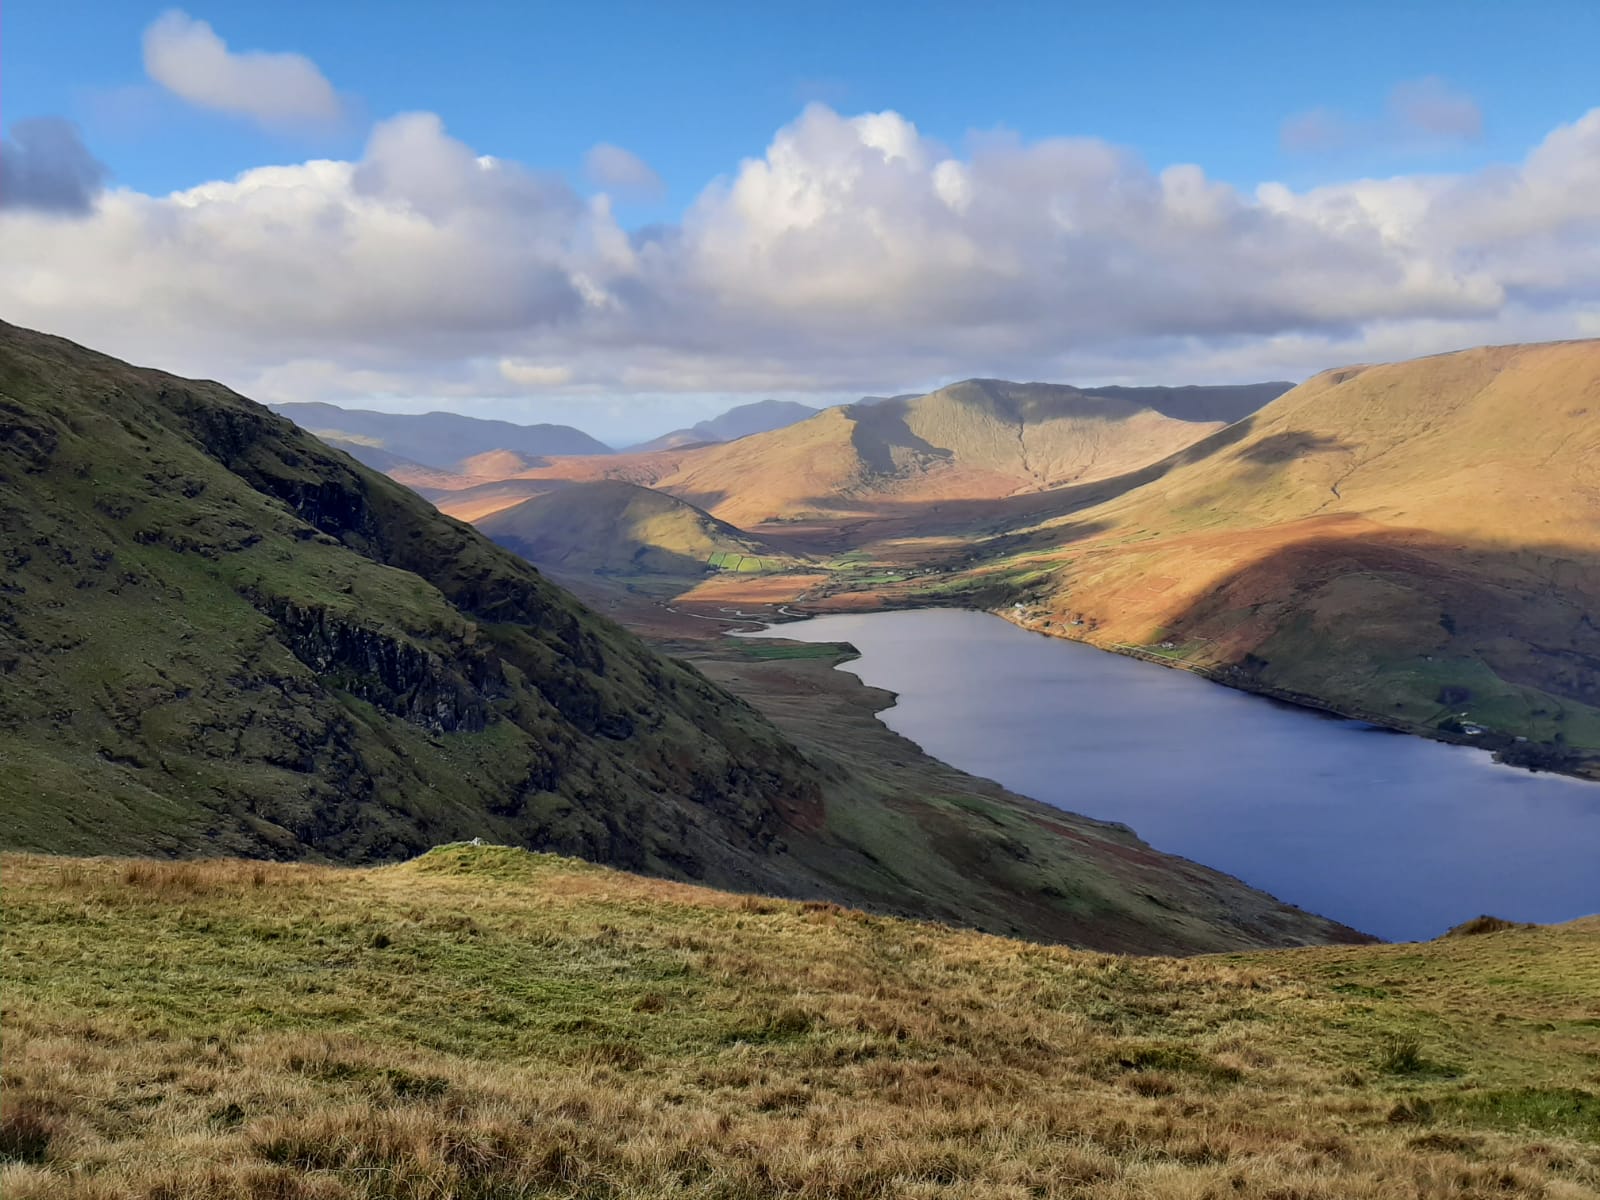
[3,845,1597,1199]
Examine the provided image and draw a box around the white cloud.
[583,143,664,198]
[1,102,1597,416]
[143,10,342,126]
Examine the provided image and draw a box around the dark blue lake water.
[742,608,1600,941]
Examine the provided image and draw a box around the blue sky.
[3,2,1598,440]
[12,1,1598,206]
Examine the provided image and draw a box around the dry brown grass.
[3,847,1597,1198]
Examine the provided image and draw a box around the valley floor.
[3,847,1597,1199]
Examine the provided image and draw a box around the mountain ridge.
[270,401,612,470]
[627,398,819,453]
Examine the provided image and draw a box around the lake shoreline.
[738,606,1600,940]
[762,597,1599,786]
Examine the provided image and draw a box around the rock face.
[0,320,822,884]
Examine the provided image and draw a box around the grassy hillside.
[0,321,1360,953]
[833,342,1600,777]
[477,480,804,579]
[0,322,821,886]
[4,846,1596,1199]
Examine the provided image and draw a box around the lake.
[740,608,1600,941]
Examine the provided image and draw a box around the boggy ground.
[3,847,1597,1199]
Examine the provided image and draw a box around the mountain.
[645,378,1244,526]
[367,379,1289,532]
[1081,381,1294,423]
[477,480,802,577]
[916,341,1600,776]
[0,323,818,882]
[270,401,612,470]
[7,844,1596,1198]
[0,322,1356,951]
[628,398,818,453]
[855,382,1290,422]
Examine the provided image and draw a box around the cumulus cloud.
[1283,76,1482,156]
[0,102,1596,413]
[143,10,342,126]
[583,143,664,198]
[0,118,107,214]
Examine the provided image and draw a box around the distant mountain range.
[626,398,819,452]
[268,401,612,472]
[272,384,1289,479]
[583,378,1260,527]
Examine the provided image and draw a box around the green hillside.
[3,846,1596,1199]
[0,323,815,884]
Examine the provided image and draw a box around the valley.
[389,340,1600,785]
[0,322,1358,955]
[7,12,1598,1197]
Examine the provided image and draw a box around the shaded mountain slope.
[0,324,817,885]
[478,480,802,577]
[0,322,1360,952]
[270,401,611,470]
[923,341,1600,775]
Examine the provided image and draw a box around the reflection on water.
[742,609,1600,941]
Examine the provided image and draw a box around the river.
[739,608,1600,941]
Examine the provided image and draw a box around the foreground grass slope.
[4,847,1597,1199]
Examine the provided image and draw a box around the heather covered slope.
[0,323,1360,952]
[477,480,803,577]
[3,847,1595,1199]
[922,341,1600,775]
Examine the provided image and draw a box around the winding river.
[741,608,1600,941]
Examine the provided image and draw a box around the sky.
[2,1,1598,443]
